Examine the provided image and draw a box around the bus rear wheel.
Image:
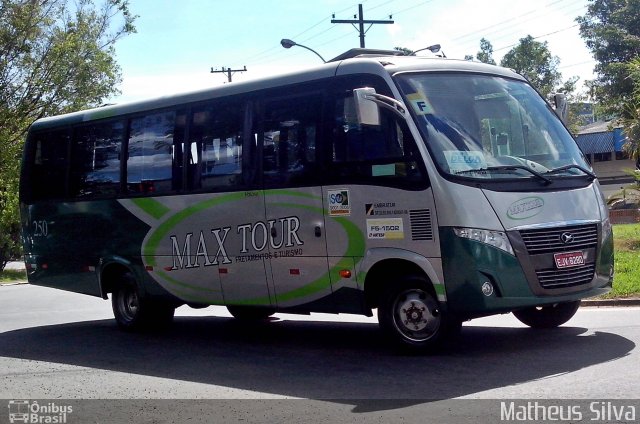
[111,273,175,331]
[512,300,581,328]
[378,277,459,352]
[226,305,275,321]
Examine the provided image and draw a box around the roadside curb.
[582,298,640,307]
[0,281,28,286]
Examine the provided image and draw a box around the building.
[575,120,635,200]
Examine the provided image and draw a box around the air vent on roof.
[329,48,407,62]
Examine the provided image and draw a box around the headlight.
[453,227,515,255]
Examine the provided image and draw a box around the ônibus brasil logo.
[8,400,73,423]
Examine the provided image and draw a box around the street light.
[412,44,447,58]
[280,39,327,63]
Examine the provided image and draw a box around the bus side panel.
[323,185,442,299]
[117,192,272,307]
[21,199,150,297]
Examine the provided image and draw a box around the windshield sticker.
[507,197,545,220]
[328,189,350,216]
[406,93,433,115]
[367,218,404,239]
[372,163,395,176]
[444,150,487,174]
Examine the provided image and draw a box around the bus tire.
[512,300,581,328]
[378,277,457,352]
[111,273,175,331]
[226,305,275,321]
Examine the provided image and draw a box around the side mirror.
[353,87,381,126]
[553,93,568,124]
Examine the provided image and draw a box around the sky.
[109,0,596,104]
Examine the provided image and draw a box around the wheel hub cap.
[392,289,442,342]
[399,298,431,331]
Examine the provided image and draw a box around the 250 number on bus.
[32,220,49,237]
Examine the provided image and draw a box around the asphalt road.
[1,284,639,423]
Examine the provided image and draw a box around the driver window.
[328,83,426,188]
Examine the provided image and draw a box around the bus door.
[215,190,272,306]
[322,81,437,307]
[260,94,331,308]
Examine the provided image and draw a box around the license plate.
[553,251,585,269]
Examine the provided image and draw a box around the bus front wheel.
[512,300,581,328]
[111,274,175,331]
[378,277,459,352]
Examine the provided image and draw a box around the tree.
[499,35,563,99]
[476,38,496,65]
[0,0,136,270]
[393,46,413,56]
[621,58,640,161]
[464,38,496,64]
[577,0,640,117]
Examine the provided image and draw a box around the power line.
[493,24,580,53]
[225,2,362,67]
[215,0,589,77]
[387,0,436,17]
[452,0,569,43]
[559,59,596,70]
[448,0,586,54]
[366,0,399,14]
[289,16,331,40]
[313,29,359,49]
[224,1,395,67]
[466,3,586,47]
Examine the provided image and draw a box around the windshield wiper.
[456,165,552,185]
[545,164,597,180]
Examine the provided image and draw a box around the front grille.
[536,264,596,289]
[519,224,598,255]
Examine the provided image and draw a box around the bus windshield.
[396,73,591,182]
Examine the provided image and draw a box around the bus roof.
[28,54,524,132]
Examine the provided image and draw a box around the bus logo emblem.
[560,232,574,244]
[506,196,544,220]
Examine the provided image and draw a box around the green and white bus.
[20,49,614,351]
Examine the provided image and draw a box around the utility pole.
[210,66,247,83]
[331,4,394,48]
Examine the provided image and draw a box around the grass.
[0,268,27,284]
[609,223,640,298]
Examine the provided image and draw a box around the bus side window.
[188,102,243,191]
[29,130,70,200]
[260,94,321,188]
[330,92,425,187]
[70,121,123,198]
[126,111,176,194]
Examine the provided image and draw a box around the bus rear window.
[28,130,70,201]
